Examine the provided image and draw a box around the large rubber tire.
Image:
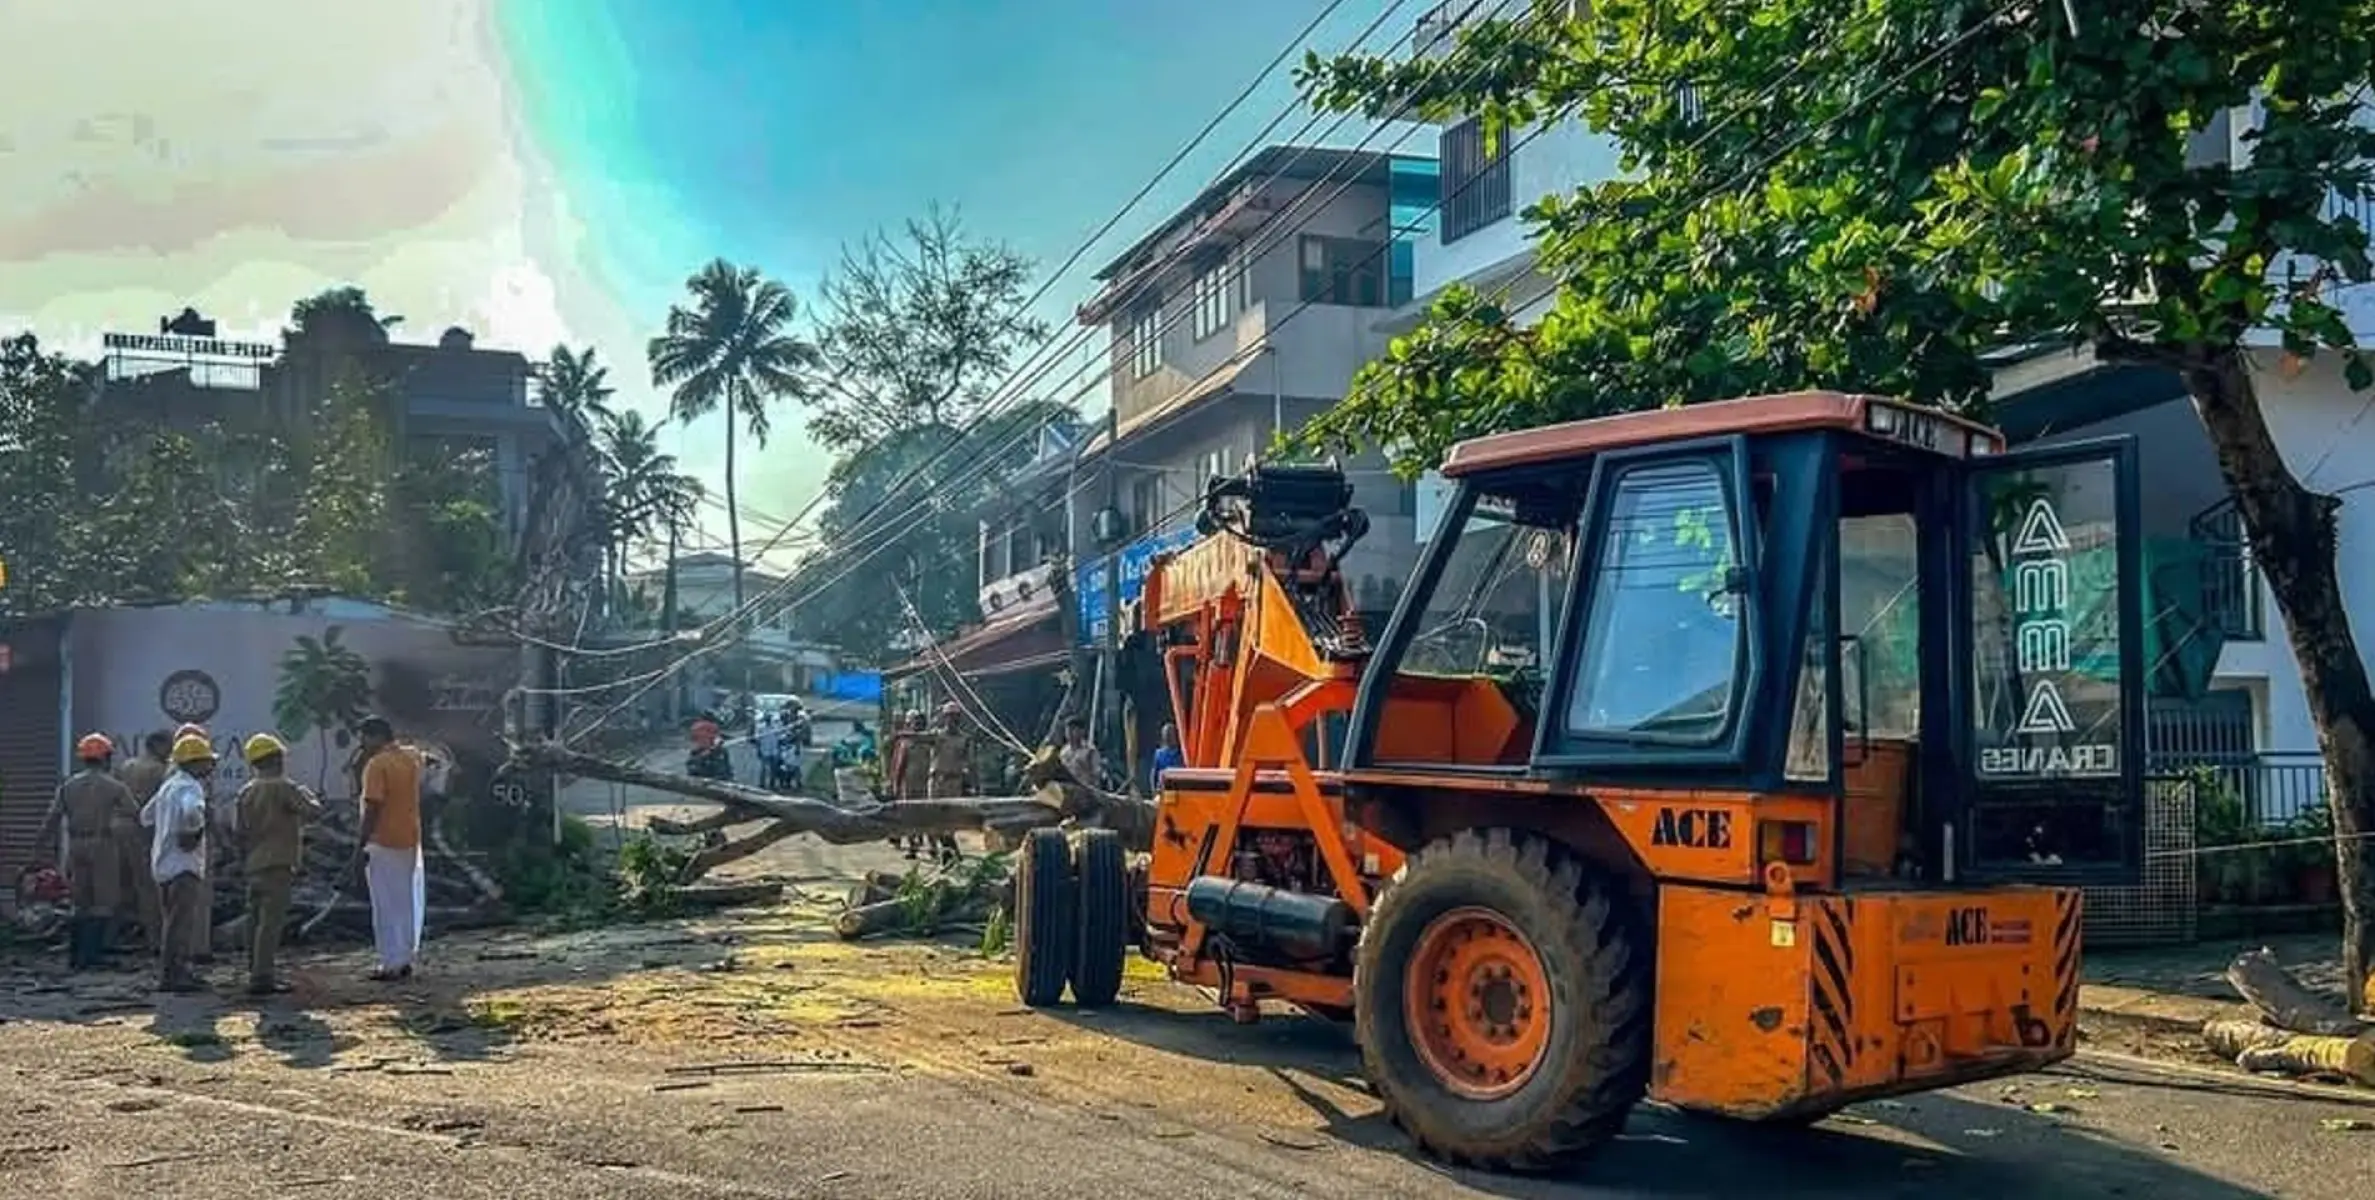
[1354,829,1651,1172]
[1013,828,1078,1008]
[1069,828,1130,1007]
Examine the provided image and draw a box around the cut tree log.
[676,882,784,910]
[2226,947,2369,1036]
[2234,1033,2375,1086]
[835,894,995,940]
[2202,1018,2296,1059]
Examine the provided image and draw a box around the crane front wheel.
[1354,829,1650,1172]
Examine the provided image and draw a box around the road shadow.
[1047,1000,1365,1084]
[2085,932,2343,1004]
[142,997,231,1064]
[245,998,349,1069]
[1048,1001,2267,1200]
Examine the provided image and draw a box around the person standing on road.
[1149,723,1184,794]
[167,723,225,966]
[1058,718,1103,792]
[113,731,172,954]
[924,703,974,864]
[141,735,216,993]
[885,709,932,858]
[354,716,425,982]
[35,734,139,969]
[754,711,782,791]
[235,733,322,996]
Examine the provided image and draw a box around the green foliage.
[289,286,398,339]
[786,399,1074,663]
[1291,0,2375,470]
[802,205,1054,451]
[494,815,614,920]
[892,850,1012,937]
[0,315,511,618]
[615,834,694,915]
[273,627,374,786]
[767,206,1063,662]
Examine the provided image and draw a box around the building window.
[1440,117,1513,244]
[1129,475,1163,534]
[1235,245,1258,310]
[1299,235,1387,307]
[1191,261,1230,341]
[1128,306,1161,379]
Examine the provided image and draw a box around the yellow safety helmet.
[243,733,289,764]
[170,734,216,765]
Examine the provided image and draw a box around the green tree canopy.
[800,205,1052,452]
[1298,0,2375,994]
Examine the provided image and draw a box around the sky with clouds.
[0,0,1397,567]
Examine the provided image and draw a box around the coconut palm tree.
[645,259,818,618]
[598,410,674,545]
[541,344,617,428]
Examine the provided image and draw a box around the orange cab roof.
[1438,390,2004,478]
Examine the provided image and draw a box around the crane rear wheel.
[1069,828,1130,1007]
[1013,828,1077,1007]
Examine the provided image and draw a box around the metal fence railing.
[2154,752,2331,828]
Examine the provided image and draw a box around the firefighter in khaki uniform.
[234,733,322,995]
[113,732,173,952]
[35,735,140,969]
[923,703,975,863]
[885,710,933,859]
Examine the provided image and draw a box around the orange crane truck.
[1010,390,2146,1171]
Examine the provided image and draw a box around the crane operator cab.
[1333,389,2146,1165]
[1010,389,2147,1174]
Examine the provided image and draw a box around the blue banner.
[1076,524,1199,644]
[820,671,883,702]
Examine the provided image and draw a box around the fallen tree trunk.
[2227,947,2369,1036]
[513,741,1073,839]
[511,740,1158,857]
[681,820,803,881]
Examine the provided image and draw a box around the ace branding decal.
[1649,807,1733,850]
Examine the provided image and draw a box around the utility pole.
[1099,407,1122,759]
[662,518,682,723]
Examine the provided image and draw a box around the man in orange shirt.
[354,716,424,981]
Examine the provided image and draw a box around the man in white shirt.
[754,713,782,790]
[140,734,216,993]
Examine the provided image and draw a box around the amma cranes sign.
[1973,464,2123,780]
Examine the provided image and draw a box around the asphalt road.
[4,985,2372,1200]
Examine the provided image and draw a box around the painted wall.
[2210,351,2375,752]
[1104,177,1397,431]
[1409,118,1617,303]
[64,602,513,805]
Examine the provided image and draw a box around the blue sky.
[0,0,1404,565]
[496,0,1400,553]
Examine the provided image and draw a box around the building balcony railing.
[2185,498,2266,641]
[2149,751,2330,828]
